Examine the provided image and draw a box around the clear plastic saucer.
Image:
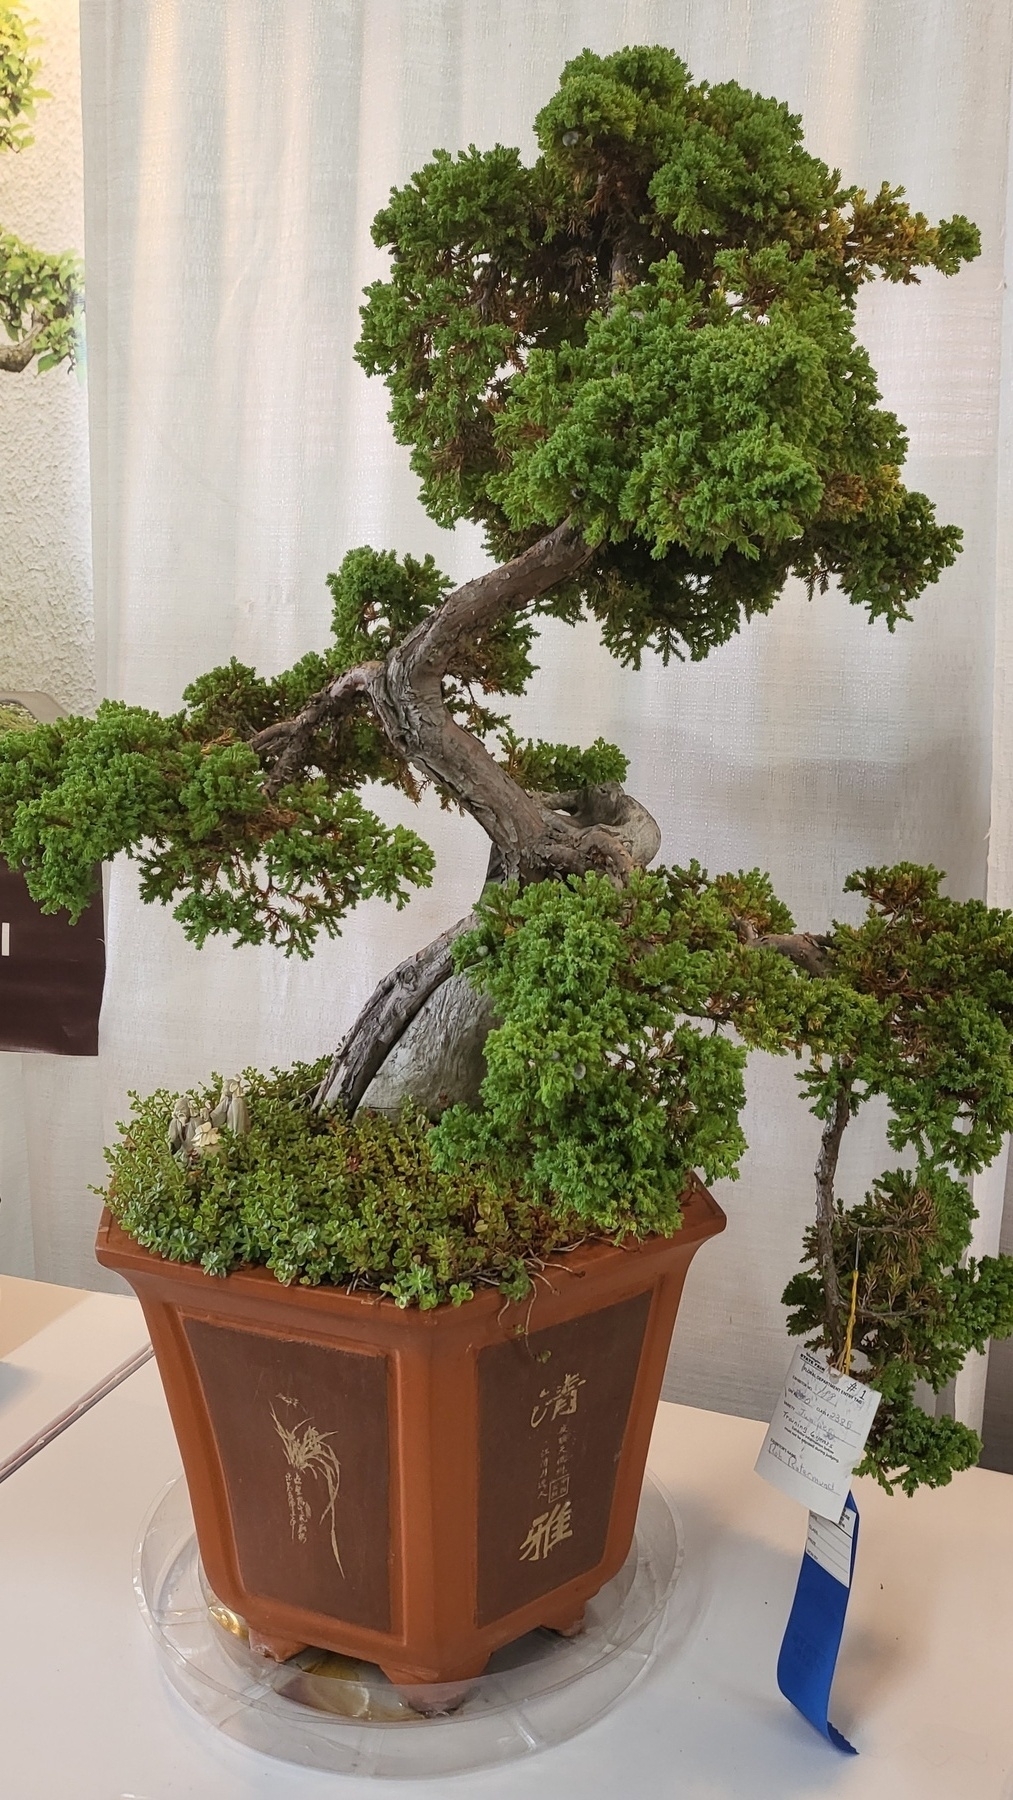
[134,1473,683,1778]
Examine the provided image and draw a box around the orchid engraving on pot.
[270,1397,345,1576]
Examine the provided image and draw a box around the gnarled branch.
[252,661,381,795]
[367,521,596,880]
[245,521,665,890]
[538,781,663,871]
[736,919,832,978]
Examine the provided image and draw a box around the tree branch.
[244,521,665,887]
[538,780,662,868]
[814,1080,852,1359]
[0,321,44,373]
[251,661,382,795]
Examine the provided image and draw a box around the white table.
[0,1334,1010,1799]
[0,1273,151,1475]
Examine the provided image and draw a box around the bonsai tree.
[3,46,1012,1495]
[0,1,82,374]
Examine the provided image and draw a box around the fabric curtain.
[9,0,1013,1431]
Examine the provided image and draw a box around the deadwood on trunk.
[314,914,478,1115]
[736,919,832,978]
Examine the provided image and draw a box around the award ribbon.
[776,1492,859,1753]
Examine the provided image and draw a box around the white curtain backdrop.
[6,0,1013,1430]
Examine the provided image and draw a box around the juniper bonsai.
[4,47,1013,1492]
[0,2,83,374]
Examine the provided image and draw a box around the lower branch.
[314,913,477,1114]
[252,662,381,795]
[814,1078,852,1359]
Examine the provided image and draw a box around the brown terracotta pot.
[96,1175,724,1687]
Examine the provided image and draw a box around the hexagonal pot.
[96,1175,724,1687]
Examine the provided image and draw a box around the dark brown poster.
[185,1321,392,1632]
[476,1290,651,1625]
[0,862,105,1055]
[0,698,104,1056]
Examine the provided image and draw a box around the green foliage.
[783,1164,1013,1496]
[104,1062,585,1308]
[328,546,451,670]
[359,45,974,664]
[429,865,805,1232]
[0,2,42,152]
[807,865,1013,1174]
[0,6,83,372]
[782,866,1013,1493]
[496,730,628,791]
[417,855,1013,1491]
[180,648,416,799]
[851,1380,983,1496]
[0,230,83,370]
[0,703,434,953]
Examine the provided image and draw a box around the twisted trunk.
[315,776,667,1120]
[247,522,831,1113]
[260,523,669,1113]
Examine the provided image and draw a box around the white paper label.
[755,1346,881,1520]
[805,1504,856,1587]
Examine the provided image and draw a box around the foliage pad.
[430,865,805,1232]
[359,44,976,663]
[783,867,1013,1493]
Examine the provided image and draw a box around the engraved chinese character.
[530,1371,586,1428]
[547,1472,570,1503]
[518,1500,574,1562]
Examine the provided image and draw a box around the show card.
[754,1345,880,1521]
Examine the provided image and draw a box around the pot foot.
[380,1667,477,1716]
[248,1628,306,1663]
[543,1605,587,1639]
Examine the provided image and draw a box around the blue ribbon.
[776,1492,859,1754]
